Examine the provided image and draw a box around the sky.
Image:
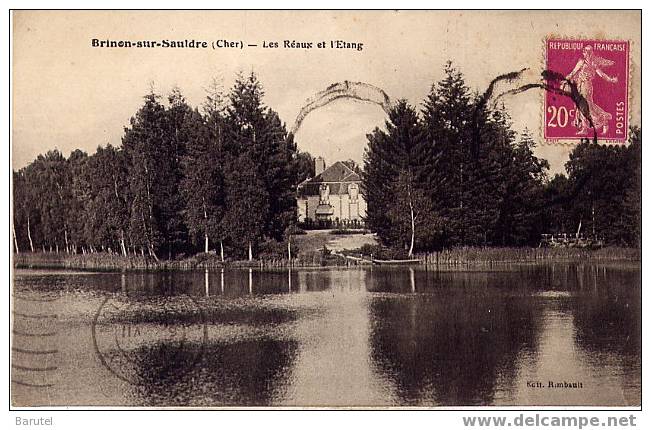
[12,10,641,175]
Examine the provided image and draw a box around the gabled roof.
[298,161,362,196]
[312,161,361,183]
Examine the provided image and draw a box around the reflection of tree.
[566,265,640,355]
[368,271,541,406]
[569,265,640,404]
[128,339,299,406]
[120,270,301,298]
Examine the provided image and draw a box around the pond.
[11,263,640,407]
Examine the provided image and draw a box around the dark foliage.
[363,62,640,251]
[13,73,306,259]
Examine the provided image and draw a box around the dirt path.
[326,233,378,252]
[294,230,378,254]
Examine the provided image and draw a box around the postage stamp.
[544,38,629,143]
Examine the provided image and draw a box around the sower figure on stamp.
[563,45,618,135]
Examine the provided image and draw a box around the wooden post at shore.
[204,268,210,297]
[410,267,415,293]
[121,271,126,294]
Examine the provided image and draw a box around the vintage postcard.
[10,10,641,411]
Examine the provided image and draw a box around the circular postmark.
[92,295,207,385]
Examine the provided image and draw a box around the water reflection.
[282,269,387,406]
[127,339,299,406]
[570,266,640,356]
[12,263,640,407]
[569,265,641,405]
[367,269,541,405]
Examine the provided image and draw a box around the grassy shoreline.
[13,246,640,272]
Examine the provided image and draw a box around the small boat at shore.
[334,252,420,266]
[371,258,420,265]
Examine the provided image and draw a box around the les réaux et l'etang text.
[91,39,364,51]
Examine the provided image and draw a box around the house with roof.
[297,157,367,227]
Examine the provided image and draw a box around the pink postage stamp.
[544,38,629,143]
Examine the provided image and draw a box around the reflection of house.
[297,157,366,226]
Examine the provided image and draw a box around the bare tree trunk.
[148,243,160,262]
[591,201,596,238]
[12,223,19,253]
[287,236,292,263]
[27,215,34,252]
[204,268,210,298]
[459,163,464,245]
[120,230,127,257]
[408,211,415,256]
[143,165,158,262]
[203,199,209,254]
[220,240,224,262]
[64,229,70,254]
[248,241,253,262]
[115,178,128,257]
[408,186,415,257]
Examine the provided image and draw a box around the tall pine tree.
[364,100,440,253]
[222,72,298,256]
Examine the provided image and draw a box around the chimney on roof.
[315,156,325,176]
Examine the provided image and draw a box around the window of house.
[348,183,359,202]
[319,184,330,204]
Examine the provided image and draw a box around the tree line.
[12,73,314,260]
[363,62,641,255]
[12,65,641,260]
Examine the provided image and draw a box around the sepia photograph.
[9,9,641,411]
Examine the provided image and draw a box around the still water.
[12,263,640,407]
